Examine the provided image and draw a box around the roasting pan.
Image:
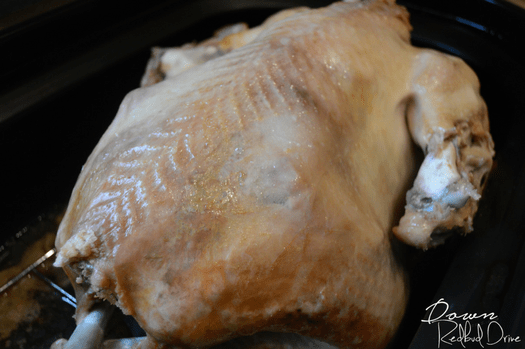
[1,0,525,348]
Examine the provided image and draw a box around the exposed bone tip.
[393,211,436,250]
[53,252,66,268]
[394,192,478,250]
[50,338,68,349]
[51,302,114,349]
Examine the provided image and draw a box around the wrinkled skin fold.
[53,0,494,348]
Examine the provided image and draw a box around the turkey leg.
[394,51,494,249]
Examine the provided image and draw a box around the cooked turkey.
[53,1,494,348]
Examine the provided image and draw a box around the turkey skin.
[53,0,494,348]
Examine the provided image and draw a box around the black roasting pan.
[1,0,525,347]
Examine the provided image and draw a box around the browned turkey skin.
[53,1,494,348]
